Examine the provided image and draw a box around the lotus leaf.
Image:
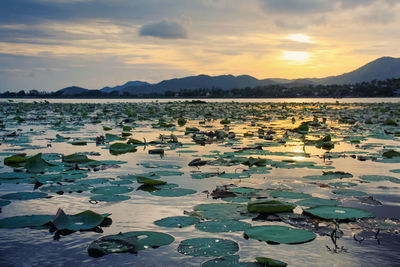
[269,191,311,199]
[247,200,295,213]
[304,206,371,220]
[52,208,111,231]
[154,216,200,228]
[88,231,174,257]
[178,238,239,257]
[109,143,137,155]
[91,186,133,195]
[244,225,316,244]
[150,188,196,197]
[1,191,49,200]
[0,215,53,229]
[195,220,251,233]
[295,197,340,207]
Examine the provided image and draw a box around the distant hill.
[101,81,150,93]
[317,57,400,85]
[57,86,90,95]
[56,56,400,95]
[120,74,278,94]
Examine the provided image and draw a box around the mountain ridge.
[56,56,400,95]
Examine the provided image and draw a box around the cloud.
[139,20,188,39]
[258,0,334,14]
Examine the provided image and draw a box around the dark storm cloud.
[139,20,188,39]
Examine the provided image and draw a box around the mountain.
[121,74,278,94]
[56,56,400,95]
[317,56,400,85]
[57,86,90,95]
[101,81,150,93]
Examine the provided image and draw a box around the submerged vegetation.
[0,100,400,266]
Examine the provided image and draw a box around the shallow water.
[0,100,399,266]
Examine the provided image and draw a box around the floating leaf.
[150,188,196,197]
[244,225,316,244]
[90,194,130,202]
[4,154,26,166]
[218,173,251,179]
[88,231,174,258]
[332,189,368,197]
[91,186,133,195]
[195,220,251,233]
[0,200,11,207]
[25,153,55,173]
[256,257,287,267]
[109,143,137,155]
[136,176,166,186]
[1,191,49,200]
[0,215,53,229]
[194,203,252,220]
[360,175,400,184]
[52,208,111,231]
[178,238,239,257]
[247,200,295,213]
[270,191,311,199]
[295,197,340,207]
[304,206,371,220]
[62,153,94,163]
[154,216,200,228]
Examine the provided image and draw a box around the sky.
[0,0,399,92]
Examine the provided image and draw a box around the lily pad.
[218,173,251,179]
[0,200,11,207]
[360,175,400,184]
[4,154,26,166]
[136,176,166,186]
[1,191,49,200]
[109,143,137,155]
[154,216,200,228]
[332,189,368,197]
[90,194,130,202]
[256,257,287,267]
[195,220,251,233]
[304,206,371,220]
[88,231,174,258]
[178,238,239,257]
[270,191,311,199]
[194,203,252,220]
[150,188,196,197]
[52,208,111,231]
[25,153,55,173]
[244,225,316,244]
[295,197,340,207]
[0,215,53,229]
[247,200,295,213]
[328,182,358,187]
[62,153,94,163]
[91,186,133,195]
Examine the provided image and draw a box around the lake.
[0,99,399,266]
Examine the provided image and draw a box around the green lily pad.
[360,175,400,184]
[328,182,358,187]
[218,173,251,179]
[178,238,239,257]
[150,170,184,176]
[1,191,49,200]
[295,197,340,207]
[195,220,251,233]
[332,189,368,197]
[52,208,111,231]
[194,203,252,220]
[304,206,371,220]
[90,194,130,202]
[91,186,133,195]
[62,153,94,163]
[150,188,196,197]
[229,187,259,195]
[154,216,200,228]
[136,176,166,185]
[256,257,287,267]
[0,200,11,207]
[40,184,92,194]
[244,225,316,244]
[270,191,311,199]
[88,231,174,258]
[247,200,295,213]
[0,215,53,229]
[390,169,400,174]
[109,143,137,155]
[25,153,55,173]
[191,172,219,179]
[202,255,261,267]
[4,154,27,166]
[105,133,123,142]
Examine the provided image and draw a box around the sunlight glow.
[285,34,315,44]
[282,51,310,63]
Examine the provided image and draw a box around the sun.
[282,51,310,64]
